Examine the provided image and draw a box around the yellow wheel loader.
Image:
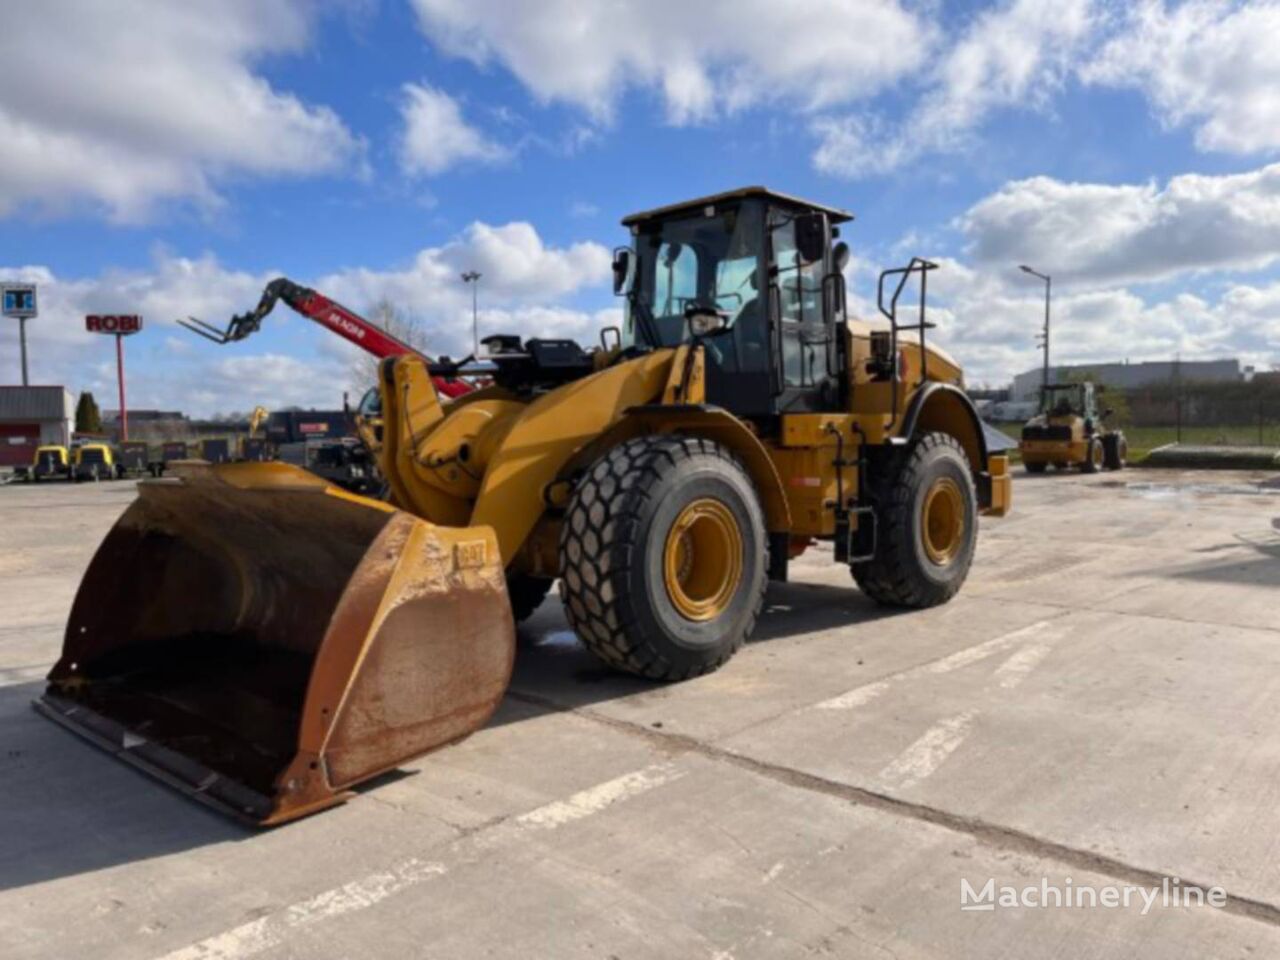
[1019,381,1127,474]
[36,188,1010,824]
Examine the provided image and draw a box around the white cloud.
[868,257,1280,387]
[0,0,363,221]
[958,162,1280,285]
[813,0,1097,177]
[407,0,933,124]
[320,221,611,310]
[397,83,509,176]
[0,223,612,414]
[1083,0,1280,155]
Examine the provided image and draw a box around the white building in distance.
[1010,359,1243,402]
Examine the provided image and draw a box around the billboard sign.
[86,314,143,335]
[2,283,37,319]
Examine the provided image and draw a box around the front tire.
[559,435,767,680]
[1024,460,1047,474]
[852,432,977,608]
[1082,438,1103,473]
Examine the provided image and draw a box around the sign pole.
[116,332,128,441]
[3,283,38,383]
[19,316,29,386]
[85,314,142,441]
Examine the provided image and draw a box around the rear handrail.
[876,257,939,429]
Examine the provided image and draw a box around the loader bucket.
[34,461,514,825]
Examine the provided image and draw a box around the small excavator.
[238,405,271,461]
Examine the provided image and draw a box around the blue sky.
[2,0,1279,413]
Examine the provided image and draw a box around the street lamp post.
[1019,265,1051,401]
[461,271,482,355]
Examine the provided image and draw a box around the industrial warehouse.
[3,4,1280,960]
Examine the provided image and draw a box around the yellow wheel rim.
[663,498,743,621]
[921,477,966,566]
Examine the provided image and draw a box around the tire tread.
[558,435,767,680]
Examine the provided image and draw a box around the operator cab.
[616,187,853,420]
[431,188,861,410]
[1041,383,1095,420]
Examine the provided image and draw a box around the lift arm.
[179,278,472,399]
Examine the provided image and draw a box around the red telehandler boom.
[178,278,472,399]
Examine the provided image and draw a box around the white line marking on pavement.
[516,763,684,829]
[922,620,1059,675]
[153,763,682,960]
[0,664,51,688]
[813,620,1059,711]
[156,859,448,960]
[993,641,1055,690]
[813,680,892,711]
[877,711,977,791]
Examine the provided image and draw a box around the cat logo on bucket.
[455,540,487,569]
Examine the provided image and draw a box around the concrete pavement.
[2,469,1279,958]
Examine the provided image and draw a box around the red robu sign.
[86,314,143,334]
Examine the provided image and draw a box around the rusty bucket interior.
[35,462,515,825]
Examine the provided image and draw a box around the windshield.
[1042,385,1084,416]
[623,202,766,373]
[357,386,381,418]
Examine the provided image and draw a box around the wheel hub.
[663,498,743,621]
[921,477,965,566]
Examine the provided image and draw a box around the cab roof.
[622,186,854,226]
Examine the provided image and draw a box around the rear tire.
[1103,433,1127,471]
[559,435,767,680]
[852,432,977,609]
[1025,460,1047,474]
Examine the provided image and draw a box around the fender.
[604,404,791,534]
[898,381,989,470]
[898,382,1004,511]
[469,351,676,562]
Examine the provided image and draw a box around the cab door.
[767,212,838,412]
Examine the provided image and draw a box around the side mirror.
[612,248,633,295]
[832,241,851,274]
[795,213,829,264]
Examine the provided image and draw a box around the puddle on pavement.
[1117,481,1280,500]
[530,630,582,652]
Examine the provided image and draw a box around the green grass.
[991,423,1280,464]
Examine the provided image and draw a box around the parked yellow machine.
[238,405,271,461]
[1019,381,1127,473]
[71,442,116,482]
[37,188,1010,824]
[30,444,71,482]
